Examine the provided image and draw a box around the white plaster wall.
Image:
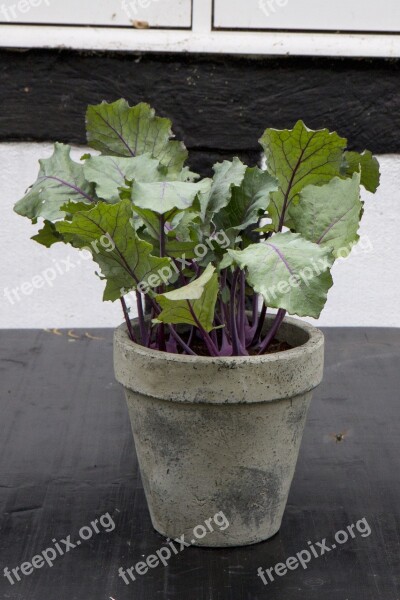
[1,142,398,329]
[0,143,125,329]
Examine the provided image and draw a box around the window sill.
[1,25,400,57]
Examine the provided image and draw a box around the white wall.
[1,143,123,329]
[1,142,398,329]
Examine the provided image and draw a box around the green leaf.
[253,224,276,234]
[83,153,163,202]
[31,220,63,247]
[175,166,201,182]
[215,166,277,233]
[164,240,199,260]
[169,210,200,241]
[165,211,202,258]
[60,200,94,217]
[228,232,334,318]
[342,150,380,193]
[86,100,187,175]
[131,206,200,258]
[14,143,95,221]
[199,158,247,220]
[218,253,235,271]
[56,199,171,301]
[259,121,347,230]
[131,180,211,215]
[155,264,219,332]
[131,205,161,238]
[289,173,363,258]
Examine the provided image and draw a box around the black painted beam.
[1,49,399,175]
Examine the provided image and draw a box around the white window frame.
[0,0,400,57]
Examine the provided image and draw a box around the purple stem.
[157,214,166,351]
[186,300,219,357]
[120,297,136,342]
[219,270,231,340]
[190,260,200,276]
[251,301,267,346]
[230,270,240,355]
[157,323,166,352]
[238,270,246,347]
[211,328,218,348]
[136,291,148,346]
[187,326,195,349]
[251,293,259,325]
[242,294,259,346]
[159,214,166,258]
[167,325,197,355]
[147,325,154,348]
[258,309,286,355]
[220,298,231,341]
[230,270,248,356]
[219,327,233,356]
[166,330,178,353]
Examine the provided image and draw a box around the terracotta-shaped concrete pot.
[114,315,324,547]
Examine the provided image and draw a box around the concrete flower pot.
[114,315,324,547]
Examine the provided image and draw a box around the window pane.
[0,0,192,28]
[214,0,400,32]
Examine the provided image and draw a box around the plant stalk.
[136,291,148,346]
[258,308,286,355]
[251,301,267,346]
[120,297,136,342]
[167,325,197,356]
[186,300,219,357]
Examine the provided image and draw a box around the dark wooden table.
[0,328,399,600]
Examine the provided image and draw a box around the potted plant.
[14,100,380,547]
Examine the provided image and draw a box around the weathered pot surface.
[114,315,324,547]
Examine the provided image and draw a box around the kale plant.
[14,100,380,356]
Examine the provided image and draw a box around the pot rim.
[115,313,323,365]
[114,314,325,403]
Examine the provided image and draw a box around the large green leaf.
[86,100,187,175]
[199,158,247,220]
[131,180,211,215]
[83,153,163,202]
[215,166,277,233]
[259,121,347,230]
[14,143,95,221]
[342,150,380,193]
[228,232,334,318]
[289,173,363,258]
[56,199,171,301]
[155,264,219,332]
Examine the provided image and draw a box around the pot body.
[114,315,324,547]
